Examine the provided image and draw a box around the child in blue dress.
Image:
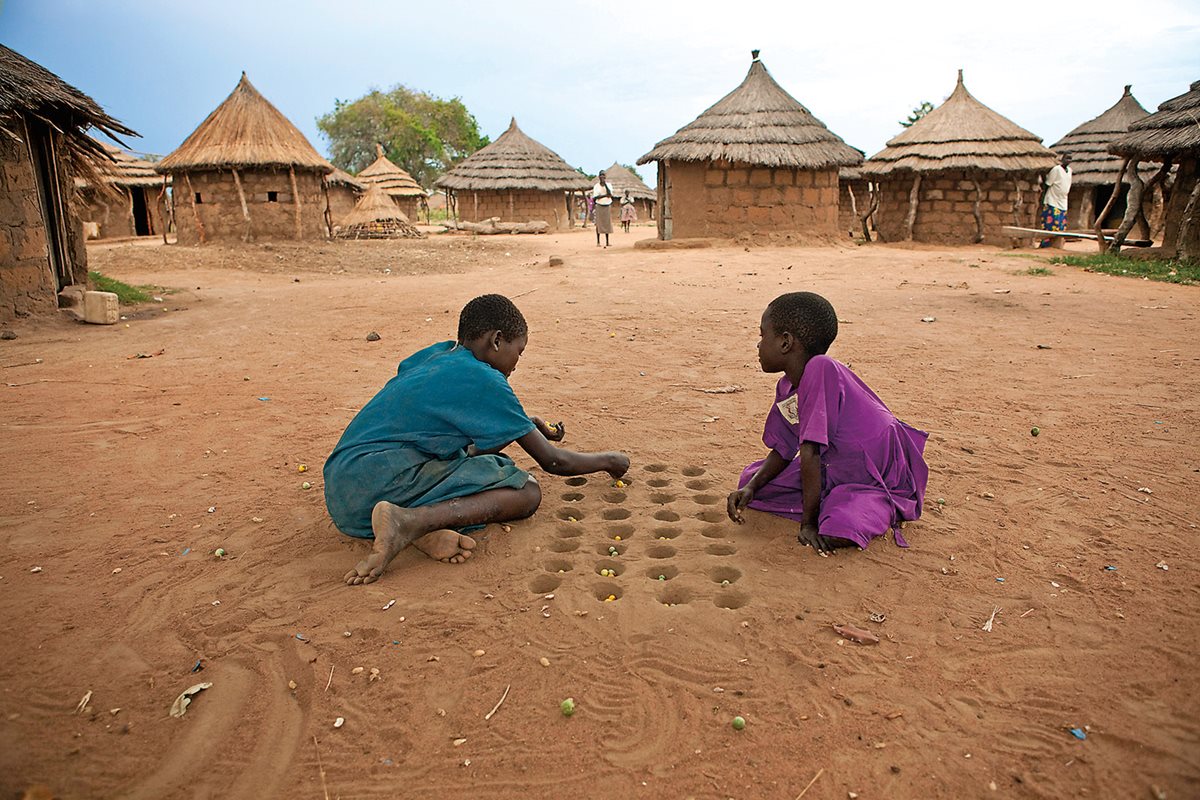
[325,294,630,585]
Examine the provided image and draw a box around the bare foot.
[412,530,477,564]
[343,502,423,585]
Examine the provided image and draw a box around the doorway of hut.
[26,120,72,290]
[1093,184,1127,228]
[131,188,152,236]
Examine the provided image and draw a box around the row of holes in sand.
[554,507,726,523]
[560,486,721,504]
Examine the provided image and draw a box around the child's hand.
[604,453,630,479]
[727,488,754,523]
[797,524,835,557]
[531,416,566,442]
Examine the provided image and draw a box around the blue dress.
[324,341,535,539]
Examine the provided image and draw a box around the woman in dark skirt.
[592,170,614,247]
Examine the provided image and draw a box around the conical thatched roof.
[358,144,425,197]
[79,141,162,188]
[604,163,655,201]
[435,118,591,192]
[157,73,332,173]
[0,44,136,179]
[637,52,861,169]
[1052,86,1151,186]
[335,183,423,239]
[1110,79,1200,162]
[326,167,364,190]
[863,71,1057,176]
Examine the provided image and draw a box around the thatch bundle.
[637,53,861,169]
[435,118,590,192]
[80,141,162,189]
[0,44,135,183]
[358,144,425,197]
[1110,80,1200,161]
[326,167,365,191]
[156,73,332,173]
[863,71,1056,176]
[1052,87,1151,185]
[604,163,655,201]
[336,184,424,239]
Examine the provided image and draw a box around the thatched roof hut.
[335,184,423,239]
[0,43,136,320]
[324,167,364,225]
[637,51,861,241]
[1109,79,1200,261]
[357,144,425,220]
[604,162,655,222]
[156,73,334,243]
[76,142,168,239]
[435,118,589,230]
[862,70,1057,244]
[1050,86,1154,229]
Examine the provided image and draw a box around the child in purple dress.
[727,292,928,554]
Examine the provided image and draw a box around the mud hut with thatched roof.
[76,141,167,239]
[637,51,861,242]
[1110,79,1200,261]
[156,73,334,244]
[863,70,1058,245]
[325,167,364,227]
[435,118,590,231]
[604,163,655,222]
[335,184,423,239]
[358,144,426,221]
[0,44,135,321]
[1051,86,1155,230]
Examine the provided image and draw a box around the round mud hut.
[435,118,591,231]
[862,70,1057,245]
[637,51,862,242]
[155,73,334,244]
[357,144,426,222]
[1110,79,1200,261]
[325,167,364,227]
[604,163,656,222]
[335,184,423,240]
[1051,86,1155,230]
[77,141,167,239]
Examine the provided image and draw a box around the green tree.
[317,86,489,187]
[900,101,934,128]
[621,163,642,181]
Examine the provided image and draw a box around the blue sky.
[4,0,1198,187]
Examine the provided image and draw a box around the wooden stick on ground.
[312,736,330,800]
[484,684,511,721]
[794,768,825,799]
[324,665,334,692]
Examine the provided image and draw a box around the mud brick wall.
[663,160,839,240]
[838,179,870,238]
[872,170,1042,245]
[392,196,422,223]
[454,189,569,230]
[170,168,329,244]
[326,184,359,228]
[79,185,167,240]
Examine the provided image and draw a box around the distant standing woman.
[593,170,615,247]
[619,189,637,233]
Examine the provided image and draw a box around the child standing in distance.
[325,294,630,585]
[727,292,928,554]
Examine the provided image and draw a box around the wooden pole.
[1138,159,1174,242]
[231,168,251,242]
[321,177,333,238]
[1174,174,1200,261]
[970,178,985,244]
[159,175,169,244]
[508,190,514,220]
[1094,158,1130,253]
[1112,162,1146,252]
[125,187,136,237]
[183,173,206,244]
[289,166,303,240]
[904,173,921,241]
[846,183,859,223]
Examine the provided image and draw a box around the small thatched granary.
[156,73,334,244]
[862,71,1058,245]
[76,141,167,239]
[435,118,590,231]
[604,163,655,222]
[1051,86,1154,230]
[637,51,862,242]
[325,167,364,226]
[1110,79,1200,261]
[335,184,423,239]
[0,44,135,321]
[357,144,426,221]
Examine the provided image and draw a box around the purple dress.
[738,355,929,548]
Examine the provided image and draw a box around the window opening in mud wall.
[194,192,203,204]
[268,191,278,202]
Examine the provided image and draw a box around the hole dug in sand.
[653,509,681,522]
[681,466,706,477]
[685,479,714,490]
[647,544,677,559]
[543,558,574,573]
[649,493,677,505]
[556,508,585,522]
[692,494,722,506]
[601,491,627,504]
[657,585,693,606]
[646,565,680,581]
[644,463,668,473]
[564,477,588,487]
[529,574,562,594]
[708,565,742,584]
[700,525,727,539]
[653,526,681,540]
[714,589,750,610]
[647,478,671,488]
[549,539,580,553]
[694,509,724,524]
[598,541,628,556]
[602,508,632,521]
[595,559,623,577]
[593,582,623,602]
[561,491,585,502]
[706,543,737,556]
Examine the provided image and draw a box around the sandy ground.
[1,227,1197,800]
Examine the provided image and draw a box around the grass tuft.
[1024,266,1053,276]
[88,271,154,304]
[1047,253,1197,285]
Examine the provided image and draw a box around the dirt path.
[1,229,1196,799]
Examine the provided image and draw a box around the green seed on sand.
[214,548,226,558]
[1031,427,1040,437]
[732,716,746,731]
[560,698,576,717]
[301,481,312,490]
[658,575,665,580]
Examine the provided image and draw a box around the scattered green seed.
[301,481,312,490]
[658,575,665,581]
[214,548,226,558]
[1031,426,1040,437]
[732,716,746,731]
[560,698,576,717]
